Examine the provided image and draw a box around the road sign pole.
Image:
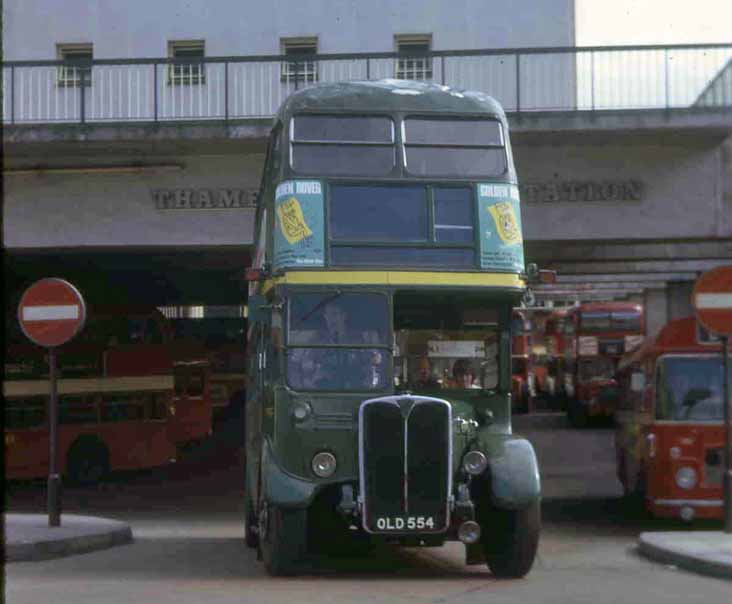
[723,335,731,534]
[47,346,62,527]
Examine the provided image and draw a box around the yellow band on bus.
[264,270,526,292]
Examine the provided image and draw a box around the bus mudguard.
[482,435,541,509]
[260,438,318,508]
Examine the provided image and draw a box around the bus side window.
[102,394,142,422]
[59,395,96,425]
[6,397,46,429]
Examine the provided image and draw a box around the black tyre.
[481,500,540,579]
[243,494,259,548]
[66,437,110,486]
[260,503,308,576]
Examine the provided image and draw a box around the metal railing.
[2,43,730,125]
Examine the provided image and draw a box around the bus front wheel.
[259,502,308,576]
[481,500,540,579]
[66,437,110,486]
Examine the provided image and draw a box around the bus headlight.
[312,451,337,478]
[462,450,488,476]
[292,401,312,422]
[675,467,697,490]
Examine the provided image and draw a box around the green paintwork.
[260,437,318,508]
[480,435,541,509]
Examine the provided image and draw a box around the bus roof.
[275,80,508,121]
[618,317,716,370]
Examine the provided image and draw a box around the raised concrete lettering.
[152,188,257,210]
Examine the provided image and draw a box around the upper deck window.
[290,115,395,176]
[403,117,506,177]
[611,310,642,332]
[579,310,642,333]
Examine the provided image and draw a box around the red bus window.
[6,397,46,429]
[59,395,96,425]
[102,395,144,422]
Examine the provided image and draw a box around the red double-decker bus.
[562,302,644,427]
[614,317,728,521]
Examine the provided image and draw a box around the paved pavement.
[4,513,132,561]
[638,531,732,580]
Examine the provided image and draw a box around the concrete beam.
[3,108,730,150]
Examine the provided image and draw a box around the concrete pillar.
[667,281,695,321]
[644,287,668,338]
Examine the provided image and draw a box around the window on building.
[168,40,205,85]
[281,37,318,84]
[395,35,432,80]
[57,43,93,87]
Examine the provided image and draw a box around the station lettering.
[520,181,643,204]
[152,188,258,210]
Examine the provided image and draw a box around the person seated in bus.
[445,359,477,389]
[411,356,440,389]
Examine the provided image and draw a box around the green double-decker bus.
[245,80,540,577]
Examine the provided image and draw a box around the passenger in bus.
[446,359,477,389]
[412,356,440,389]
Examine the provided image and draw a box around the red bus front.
[644,353,729,521]
[566,303,644,427]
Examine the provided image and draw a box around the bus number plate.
[375,516,435,531]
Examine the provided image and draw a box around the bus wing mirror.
[630,372,645,392]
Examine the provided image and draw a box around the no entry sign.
[693,266,732,336]
[18,278,86,347]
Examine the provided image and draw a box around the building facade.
[3,0,731,336]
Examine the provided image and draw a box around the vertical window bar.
[198,62,202,117]
[118,67,122,120]
[10,66,15,124]
[224,61,229,120]
[127,66,131,119]
[153,62,158,122]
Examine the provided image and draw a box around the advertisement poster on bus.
[273,180,325,270]
[477,184,525,272]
